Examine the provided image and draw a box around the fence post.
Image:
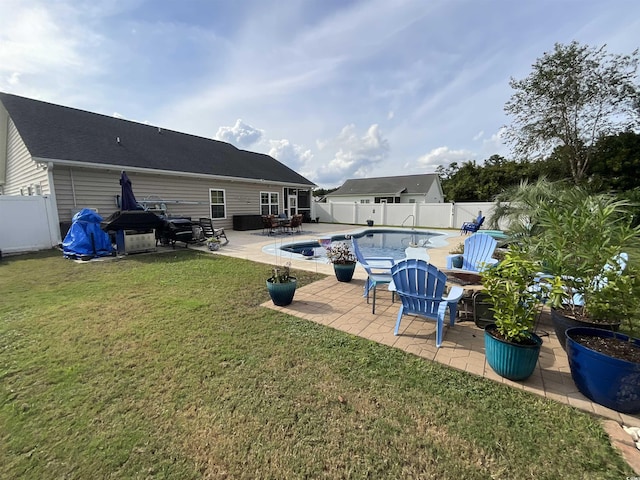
[450,202,456,229]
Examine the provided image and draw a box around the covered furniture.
[352,238,395,314]
[392,259,464,348]
[199,217,229,245]
[446,233,498,273]
[461,215,485,235]
[63,209,114,259]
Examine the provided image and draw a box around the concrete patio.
[206,222,640,432]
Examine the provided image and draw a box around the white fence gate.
[0,196,60,255]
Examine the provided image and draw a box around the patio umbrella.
[119,170,143,210]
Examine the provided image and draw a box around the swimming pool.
[263,228,448,263]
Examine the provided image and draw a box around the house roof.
[0,92,314,187]
[327,174,440,196]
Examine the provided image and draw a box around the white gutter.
[31,156,316,189]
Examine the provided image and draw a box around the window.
[260,191,279,215]
[209,189,226,219]
[360,199,370,204]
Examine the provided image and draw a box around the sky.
[1,0,639,188]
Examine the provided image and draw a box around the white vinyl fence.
[314,201,505,230]
[0,195,60,255]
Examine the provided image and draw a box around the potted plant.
[266,263,297,306]
[493,180,640,348]
[492,180,640,411]
[448,242,464,268]
[480,247,562,381]
[562,268,640,413]
[206,237,221,251]
[325,241,357,282]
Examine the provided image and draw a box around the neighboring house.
[326,174,444,204]
[0,92,315,237]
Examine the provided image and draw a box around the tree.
[437,155,556,202]
[504,42,640,183]
[588,131,640,191]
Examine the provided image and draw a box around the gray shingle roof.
[328,174,438,196]
[0,92,314,186]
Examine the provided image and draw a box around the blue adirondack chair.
[391,259,464,348]
[461,215,485,235]
[446,233,498,272]
[352,238,395,313]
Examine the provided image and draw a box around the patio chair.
[392,259,464,348]
[262,215,280,235]
[285,214,303,234]
[461,215,485,235]
[352,238,395,314]
[199,217,229,245]
[446,233,498,273]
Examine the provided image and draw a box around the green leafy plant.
[449,242,465,254]
[481,248,562,343]
[493,180,640,333]
[268,263,293,283]
[325,241,356,265]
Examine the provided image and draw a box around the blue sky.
[1,0,639,188]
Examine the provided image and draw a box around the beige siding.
[3,119,49,195]
[52,166,293,227]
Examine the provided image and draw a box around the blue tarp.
[62,209,114,259]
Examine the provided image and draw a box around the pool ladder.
[401,215,419,247]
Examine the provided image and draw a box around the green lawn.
[0,249,632,479]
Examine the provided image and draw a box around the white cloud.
[313,123,390,185]
[476,127,509,161]
[268,139,313,170]
[0,2,103,84]
[215,119,264,148]
[7,72,21,86]
[416,146,475,170]
[473,130,484,141]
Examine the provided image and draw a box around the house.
[0,92,316,237]
[326,174,444,204]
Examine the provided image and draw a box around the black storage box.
[232,215,263,231]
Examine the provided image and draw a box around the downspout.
[46,162,61,244]
[69,168,77,208]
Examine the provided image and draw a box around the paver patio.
[209,222,640,432]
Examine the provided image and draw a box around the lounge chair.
[446,233,498,273]
[461,215,485,235]
[392,259,464,348]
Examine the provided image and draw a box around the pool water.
[278,229,444,262]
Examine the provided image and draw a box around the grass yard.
[0,249,633,479]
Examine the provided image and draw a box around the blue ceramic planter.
[485,325,542,381]
[266,278,297,306]
[566,327,640,414]
[333,263,356,282]
[550,308,619,351]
